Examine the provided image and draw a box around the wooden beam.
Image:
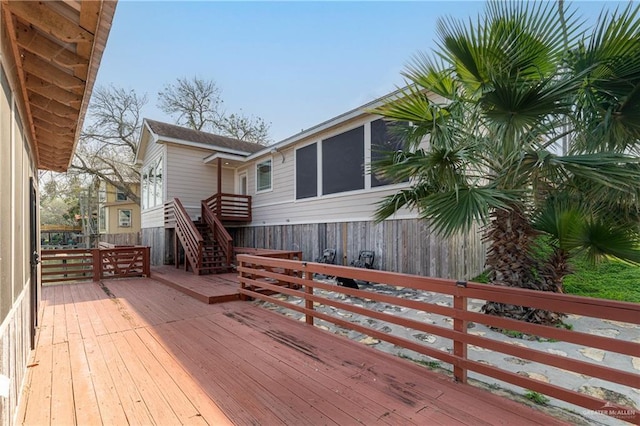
[33,117,76,135]
[77,1,101,58]
[35,127,74,144]
[4,0,94,43]
[29,92,79,118]
[14,20,88,69]
[31,104,77,128]
[25,74,82,107]
[21,50,85,91]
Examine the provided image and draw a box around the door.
[238,172,248,195]
[29,177,38,349]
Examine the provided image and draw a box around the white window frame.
[118,209,132,228]
[255,158,272,193]
[116,187,127,201]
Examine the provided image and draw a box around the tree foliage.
[70,85,147,204]
[158,76,272,144]
[372,1,640,322]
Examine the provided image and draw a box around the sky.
[94,1,629,143]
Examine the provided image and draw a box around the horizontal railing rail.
[41,246,151,284]
[204,192,252,222]
[237,254,640,424]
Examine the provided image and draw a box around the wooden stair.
[195,221,233,274]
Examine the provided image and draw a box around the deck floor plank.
[134,327,233,425]
[192,314,417,425]
[50,342,76,425]
[19,279,569,426]
[67,338,102,425]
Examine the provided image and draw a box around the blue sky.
[95,1,628,143]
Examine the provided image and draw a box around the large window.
[322,126,364,195]
[256,159,272,192]
[296,143,317,199]
[370,119,407,187]
[118,209,132,227]
[142,156,163,209]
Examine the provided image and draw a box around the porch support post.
[217,157,222,195]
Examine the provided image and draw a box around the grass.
[471,254,640,303]
[524,390,549,405]
[563,255,640,303]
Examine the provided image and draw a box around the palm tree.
[372,1,640,324]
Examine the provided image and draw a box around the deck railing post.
[144,247,151,277]
[239,258,248,301]
[304,267,314,325]
[453,282,468,384]
[92,248,102,281]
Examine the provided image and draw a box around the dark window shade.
[322,126,364,195]
[371,119,408,187]
[296,143,317,199]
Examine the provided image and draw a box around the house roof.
[1,1,117,172]
[144,119,264,155]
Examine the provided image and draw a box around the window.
[119,209,132,227]
[322,126,364,195]
[98,182,107,202]
[370,119,408,187]
[141,156,163,209]
[296,143,317,199]
[116,187,127,201]
[99,207,106,231]
[256,159,272,192]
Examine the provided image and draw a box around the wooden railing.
[41,247,150,284]
[171,198,203,274]
[237,255,640,424]
[204,192,251,222]
[202,201,233,267]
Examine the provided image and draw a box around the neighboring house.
[137,93,485,279]
[97,180,141,244]
[0,2,114,424]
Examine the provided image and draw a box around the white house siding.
[165,144,235,219]
[231,114,487,279]
[0,34,37,426]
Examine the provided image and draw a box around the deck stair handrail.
[204,192,252,222]
[201,200,234,267]
[172,198,203,273]
[236,254,640,425]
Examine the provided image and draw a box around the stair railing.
[202,200,234,267]
[203,192,252,222]
[172,198,203,274]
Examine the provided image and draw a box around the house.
[0,2,115,424]
[137,94,486,279]
[97,180,141,245]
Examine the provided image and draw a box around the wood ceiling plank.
[31,104,76,128]
[35,127,75,144]
[77,1,101,58]
[21,50,85,91]
[25,74,83,107]
[33,118,75,136]
[5,0,94,43]
[15,20,87,68]
[29,91,79,118]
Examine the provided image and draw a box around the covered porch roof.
[1,0,116,171]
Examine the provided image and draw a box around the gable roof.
[145,119,264,154]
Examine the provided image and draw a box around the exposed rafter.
[1,0,117,171]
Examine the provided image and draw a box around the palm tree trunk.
[482,206,564,325]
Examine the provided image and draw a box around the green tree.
[372,1,640,324]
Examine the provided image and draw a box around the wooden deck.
[17,278,568,425]
[151,265,239,303]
